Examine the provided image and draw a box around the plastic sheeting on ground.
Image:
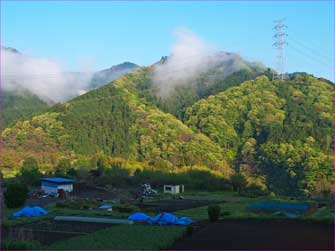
[246,201,311,218]
[99,205,113,209]
[128,212,192,225]
[12,206,48,217]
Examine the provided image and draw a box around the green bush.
[4,183,29,208]
[208,204,221,222]
[19,157,42,186]
[221,211,231,217]
[1,240,42,250]
[241,183,269,198]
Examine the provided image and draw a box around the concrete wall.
[41,183,73,194]
[164,185,181,194]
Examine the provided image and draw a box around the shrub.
[208,204,221,222]
[241,183,269,198]
[230,173,248,194]
[4,183,29,208]
[221,211,231,217]
[19,157,42,186]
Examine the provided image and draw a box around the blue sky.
[2,1,334,80]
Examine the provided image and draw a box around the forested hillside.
[185,74,334,196]
[1,68,231,178]
[1,67,333,196]
[2,89,50,128]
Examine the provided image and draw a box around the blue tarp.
[246,201,311,218]
[12,206,48,217]
[128,212,192,225]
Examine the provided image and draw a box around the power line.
[287,43,331,67]
[287,35,332,62]
[289,30,331,58]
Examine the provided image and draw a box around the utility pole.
[273,19,288,80]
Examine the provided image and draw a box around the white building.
[163,185,184,194]
[41,178,74,194]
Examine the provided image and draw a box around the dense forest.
[1,66,333,197]
[185,74,333,196]
[2,89,49,128]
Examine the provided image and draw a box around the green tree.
[4,183,29,208]
[19,157,41,186]
[230,173,248,194]
[55,158,72,177]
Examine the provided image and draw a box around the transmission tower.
[273,19,288,80]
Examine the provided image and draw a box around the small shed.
[41,178,74,194]
[163,185,184,194]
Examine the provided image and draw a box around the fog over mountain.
[1,46,139,102]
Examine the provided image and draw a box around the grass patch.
[48,224,186,250]
[174,192,334,223]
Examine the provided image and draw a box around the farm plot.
[136,199,220,213]
[171,219,334,250]
[2,219,116,245]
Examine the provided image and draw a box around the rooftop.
[41,177,74,183]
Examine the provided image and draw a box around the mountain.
[1,89,50,128]
[1,46,139,127]
[87,62,139,90]
[142,52,273,120]
[1,55,333,196]
[1,67,231,178]
[185,73,333,196]
[0,47,50,128]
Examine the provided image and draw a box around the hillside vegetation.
[1,67,333,196]
[1,68,231,178]
[2,89,49,128]
[185,74,333,196]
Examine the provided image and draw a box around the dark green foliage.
[1,66,333,198]
[96,165,131,187]
[132,169,231,191]
[4,182,28,208]
[58,86,137,157]
[1,240,42,250]
[19,157,42,186]
[48,225,185,250]
[186,75,333,196]
[2,89,49,128]
[241,183,269,198]
[208,204,221,222]
[55,158,72,177]
[230,173,248,194]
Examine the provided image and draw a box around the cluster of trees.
[1,66,333,198]
[185,74,333,196]
[6,152,267,197]
[2,89,49,128]
[1,69,232,177]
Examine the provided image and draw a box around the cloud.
[153,27,222,97]
[1,47,93,102]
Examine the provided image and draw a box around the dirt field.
[171,219,334,250]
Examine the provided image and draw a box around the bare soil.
[171,219,334,250]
